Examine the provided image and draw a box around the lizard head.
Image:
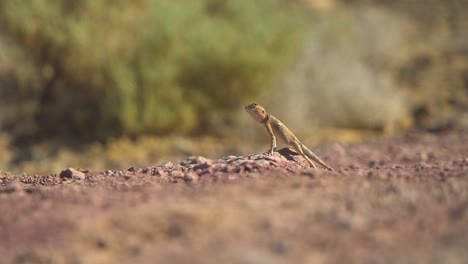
[244,103,268,123]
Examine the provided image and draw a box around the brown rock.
[224,156,240,163]
[188,156,213,165]
[193,162,211,171]
[0,179,22,193]
[301,168,317,177]
[244,163,254,171]
[171,171,184,178]
[162,162,174,168]
[155,168,167,177]
[59,168,86,181]
[234,165,245,173]
[184,172,199,182]
[250,154,265,160]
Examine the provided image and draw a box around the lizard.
[245,103,334,171]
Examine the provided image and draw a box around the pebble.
[170,171,184,178]
[184,172,199,182]
[59,168,86,181]
[162,162,173,168]
[301,168,317,177]
[0,179,22,193]
[154,168,167,177]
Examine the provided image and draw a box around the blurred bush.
[335,0,468,132]
[0,0,306,141]
[262,0,467,137]
[1,0,466,174]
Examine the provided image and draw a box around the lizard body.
[245,103,334,171]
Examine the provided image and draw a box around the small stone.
[205,167,216,175]
[224,166,236,173]
[162,162,174,168]
[244,163,253,171]
[180,156,202,165]
[0,179,22,193]
[193,162,211,171]
[255,160,271,167]
[234,165,245,173]
[194,156,213,165]
[301,168,317,177]
[59,168,85,181]
[184,172,199,182]
[155,168,167,177]
[225,156,240,163]
[127,167,136,172]
[251,155,264,160]
[171,171,184,178]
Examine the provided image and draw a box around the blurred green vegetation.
[0,0,467,174]
[0,0,305,141]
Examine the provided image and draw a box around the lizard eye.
[261,110,265,114]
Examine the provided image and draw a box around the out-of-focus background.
[0,0,466,174]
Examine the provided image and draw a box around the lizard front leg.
[263,123,276,156]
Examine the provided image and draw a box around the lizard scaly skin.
[245,103,334,171]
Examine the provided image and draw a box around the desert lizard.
[245,103,334,170]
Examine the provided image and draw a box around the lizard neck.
[261,114,270,124]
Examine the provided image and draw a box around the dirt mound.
[1,132,467,263]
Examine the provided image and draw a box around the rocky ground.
[1,132,467,264]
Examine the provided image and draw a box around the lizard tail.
[301,143,334,171]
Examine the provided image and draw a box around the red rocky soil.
[1,132,467,264]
